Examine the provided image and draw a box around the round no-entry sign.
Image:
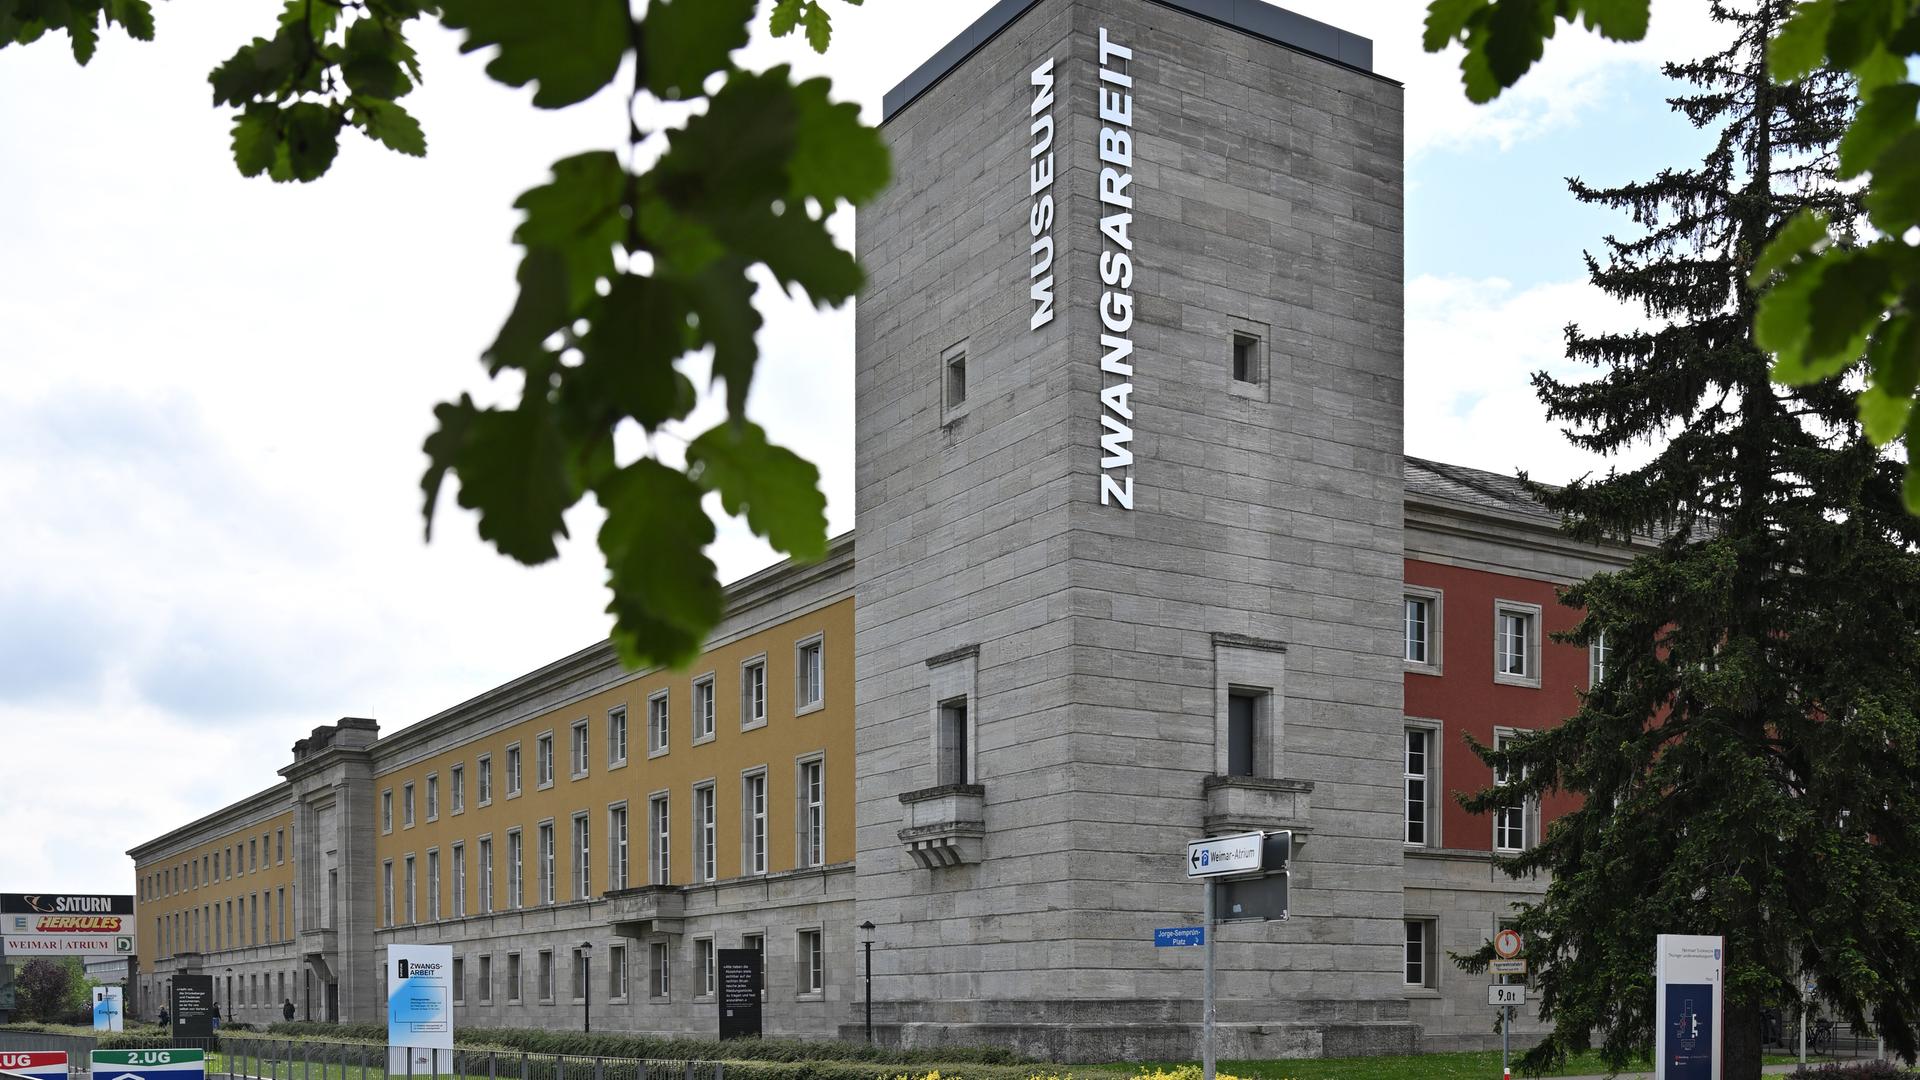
[1494,928,1523,959]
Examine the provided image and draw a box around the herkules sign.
[1,894,135,954]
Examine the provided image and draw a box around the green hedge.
[261,1023,1027,1066]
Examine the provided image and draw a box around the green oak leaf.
[1906,448,1920,513]
[1756,261,1824,380]
[1769,0,1835,82]
[105,0,151,40]
[1569,0,1648,42]
[643,0,754,100]
[420,395,575,565]
[209,27,301,107]
[1803,250,1893,368]
[1860,315,1920,442]
[1423,0,1486,50]
[683,256,762,418]
[341,17,413,100]
[654,70,800,216]
[802,1,832,52]
[1479,0,1556,102]
[768,0,803,38]
[513,150,626,309]
[230,104,279,177]
[1748,209,1830,287]
[1840,83,1920,180]
[724,203,863,305]
[438,0,627,109]
[687,420,829,562]
[565,273,700,432]
[279,100,341,182]
[788,75,890,205]
[595,459,724,668]
[485,249,573,374]
[1824,0,1901,71]
[64,3,96,64]
[1862,128,1920,232]
[353,97,426,157]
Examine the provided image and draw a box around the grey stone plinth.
[898,784,987,868]
[1203,775,1314,837]
[604,886,685,937]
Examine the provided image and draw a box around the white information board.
[387,944,454,1076]
[1655,934,1723,1080]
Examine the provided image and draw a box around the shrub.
[262,1023,1027,1066]
[1789,1064,1913,1080]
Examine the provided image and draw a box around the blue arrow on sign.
[1155,927,1204,947]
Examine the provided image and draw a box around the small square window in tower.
[1232,334,1260,384]
[945,352,967,409]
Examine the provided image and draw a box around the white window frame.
[650,792,671,885]
[426,848,440,921]
[478,835,494,914]
[796,927,824,997]
[692,674,717,744]
[1494,599,1543,688]
[452,842,467,918]
[506,828,524,909]
[694,781,717,883]
[607,942,628,1002]
[571,946,590,1003]
[478,953,493,1004]
[537,819,557,905]
[1589,628,1611,687]
[425,773,439,822]
[740,655,768,730]
[382,860,394,926]
[608,802,630,891]
[608,705,629,768]
[570,719,590,779]
[1404,719,1443,848]
[1405,918,1438,989]
[381,789,393,834]
[450,764,465,815]
[507,952,522,1003]
[536,731,556,789]
[403,782,416,828]
[795,634,825,715]
[1492,727,1540,852]
[694,936,716,999]
[941,338,971,423]
[796,754,825,868]
[477,754,493,806]
[648,691,671,758]
[1404,585,1444,675]
[572,811,592,900]
[649,941,671,1000]
[741,768,768,876]
[537,948,555,1003]
[404,855,417,924]
[741,932,766,1002]
[505,743,523,798]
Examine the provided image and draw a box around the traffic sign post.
[1492,930,1525,1080]
[1184,832,1290,1080]
[90,1049,205,1080]
[0,1052,69,1080]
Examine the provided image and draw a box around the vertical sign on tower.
[387,944,454,1076]
[1094,27,1138,510]
[1655,934,1723,1080]
[1026,56,1056,331]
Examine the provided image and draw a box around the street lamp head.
[859,920,875,942]
[580,941,594,950]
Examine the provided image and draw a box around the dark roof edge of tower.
[881,0,1387,124]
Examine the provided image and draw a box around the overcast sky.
[0,0,1726,894]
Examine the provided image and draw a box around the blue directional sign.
[1155,926,1204,947]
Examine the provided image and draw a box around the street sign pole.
[1202,879,1215,1080]
[1502,1004,1511,1080]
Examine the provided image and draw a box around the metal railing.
[0,1033,730,1080]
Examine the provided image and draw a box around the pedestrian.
[282,999,294,1023]
[158,1006,170,1028]
[210,1001,221,1032]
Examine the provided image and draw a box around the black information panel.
[172,974,214,1040]
[716,949,762,1040]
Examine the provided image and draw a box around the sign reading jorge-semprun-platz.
[1,894,135,955]
[717,949,763,1040]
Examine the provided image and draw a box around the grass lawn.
[1082,1050,1830,1080]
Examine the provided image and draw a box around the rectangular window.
[452,844,467,918]
[427,850,441,920]
[571,719,589,777]
[742,660,767,727]
[1231,333,1258,383]
[1405,728,1431,846]
[426,775,439,821]
[250,838,258,871]
[479,838,495,914]
[381,789,393,833]
[650,941,671,999]
[694,677,716,741]
[937,698,970,786]
[478,755,494,804]
[404,855,417,924]
[507,829,524,909]
[945,349,967,410]
[609,804,631,890]
[277,887,286,942]
[275,828,284,864]
[695,937,716,997]
[451,764,465,814]
[536,733,555,787]
[573,813,592,900]
[382,861,394,926]
[797,929,823,994]
[506,746,522,796]
[452,957,465,1004]
[796,638,824,711]
[1495,601,1541,686]
[743,771,768,875]
[478,955,493,1004]
[1405,920,1437,988]
[507,953,522,1003]
[799,758,825,868]
[742,933,765,1001]
[608,943,627,1000]
[695,783,717,883]
[649,693,670,755]
[1590,628,1611,685]
[1227,691,1260,778]
[1405,598,1431,663]
[608,706,628,766]
[651,795,671,884]
[403,782,415,827]
[1494,731,1534,852]
[538,822,556,904]
[538,950,554,1002]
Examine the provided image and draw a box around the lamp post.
[858,921,875,1045]
[580,942,593,1034]
[222,967,233,1021]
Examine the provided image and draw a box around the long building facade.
[127,0,1642,1060]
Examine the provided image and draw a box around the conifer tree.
[1461,3,1920,1077]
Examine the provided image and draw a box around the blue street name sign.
[1155,927,1204,947]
